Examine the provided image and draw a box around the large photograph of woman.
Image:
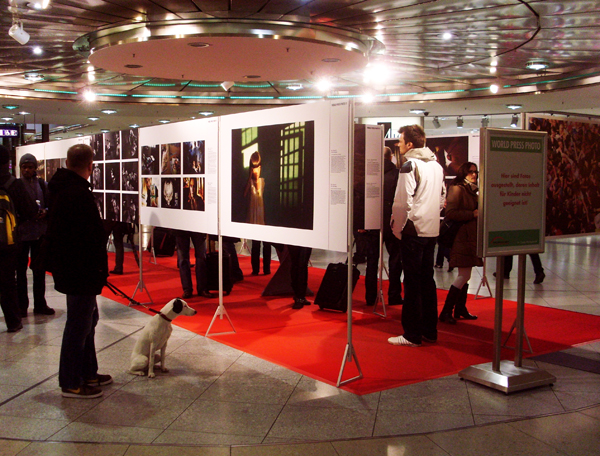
[231,121,315,230]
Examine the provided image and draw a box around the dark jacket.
[446,181,483,268]
[0,171,38,248]
[46,168,108,295]
[383,159,399,240]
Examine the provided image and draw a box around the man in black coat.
[46,144,111,398]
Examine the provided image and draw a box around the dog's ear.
[173,298,184,314]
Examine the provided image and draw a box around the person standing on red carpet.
[387,125,445,347]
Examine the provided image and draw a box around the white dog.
[129,298,196,378]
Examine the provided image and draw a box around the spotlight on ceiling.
[456,116,464,128]
[432,116,441,129]
[409,109,427,115]
[158,119,170,124]
[220,81,234,91]
[2,105,19,110]
[526,59,549,71]
[481,115,489,128]
[8,22,30,45]
[510,114,519,128]
[101,109,117,114]
[506,104,522,110]
[87,116,100,121]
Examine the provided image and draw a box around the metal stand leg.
[502,319,533,353]
[239,238,251,255]
[206,235,236,337]
[475,258,493,299]
[132,222,153,305]
[337,342,363,387]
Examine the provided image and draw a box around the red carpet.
[102,251,600,395]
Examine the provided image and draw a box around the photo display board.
[138,117,218,235]
[353,124,383,231]
[220,100,350,252]
[478,128,547,257]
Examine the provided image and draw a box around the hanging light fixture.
[510,114,519,128]
[456,116,463,128]
[432,116,441,129]
[481,115,489,127]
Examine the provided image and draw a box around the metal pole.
[493,255,505,372]
[515,254,526,367]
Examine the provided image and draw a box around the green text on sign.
[489,230,540,248]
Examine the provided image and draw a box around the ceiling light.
[490,84,499,93]
[316,78,332,92]
[526,59,549,71]
[28,0,51,10]
[361,93,374,103]
[286,84,303,91]
[129,124,139,128]
[322,58,340,63]
[506,104,522,110]
[125,64,143,69]
[54,137,62,140]
[432,116,441,129]
[510,114,519,128]
[409,109,427,115]
[441,32,453,40]
[83,91,96,102]
[481,115,489,127]
[1,117,13,122]
[87,116,100,121]
[489,66,497,74]
[100,129,110,133]
[456,116,464,128]
[87,72,95,82]
[8,22,30,45]
[198,111,214,116]
[158,119,170,124]
[101,109,117,114]
[76,133,83,137]
[24,73,44,82]
[244,75,261,79]
[33,46,43,55]
[2,105,19,110]
[18,111,30,115]
[220,81,234,91]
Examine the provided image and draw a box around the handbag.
[438,218,463,249]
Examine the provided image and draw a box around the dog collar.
[158,312,172,322]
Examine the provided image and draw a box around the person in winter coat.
[46,144,111,399]
[438,161,482,324]
[387,125,445,347]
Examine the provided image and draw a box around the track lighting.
[481,115,489,127]
[456,116,463,128]
[9,21,30,45]
[432,116,441,129]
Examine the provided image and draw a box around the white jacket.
[391,146,445,239]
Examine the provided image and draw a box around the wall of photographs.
[16,129,139,226]
[138,117,219,236]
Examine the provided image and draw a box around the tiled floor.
[1,236,599,455]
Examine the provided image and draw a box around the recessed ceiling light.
[187,42,210,48]
[83,91,96,102]
[129,124,139,128]
[490,84,499,93]
[286,84,303,91]
[54,137,62,140]
[100,129,110,133]
[506,104,522,110]
[24,73,44,82]
[3,105,19,110]
[101,109,117,114]
[526,59,549,71]
[87,116,100,121]
[125,64,143,69]
[244,75,261,79]
[76,133,83,137]
[1,117,13,122]
[198,111,214,116]
[409,109,427,114]
[441,32,453,40]
[322,58,340,63]
[18,111,30,115]
[32,46,43,55]
[158,119,170,124]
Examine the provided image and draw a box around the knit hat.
[0,145,9,165]
[19,153,38,168]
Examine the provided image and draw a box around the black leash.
[105,281,158,314]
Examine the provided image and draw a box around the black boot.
[454,283,477,320]
[439,285,460,324]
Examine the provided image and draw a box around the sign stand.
[459,128,555,394]
[132,222,153,305]
[474,258,493,299]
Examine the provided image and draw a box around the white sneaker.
[387,335,421,347]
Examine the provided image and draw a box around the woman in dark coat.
[439,162,483,324]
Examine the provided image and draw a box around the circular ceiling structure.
[78,20,381,83]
